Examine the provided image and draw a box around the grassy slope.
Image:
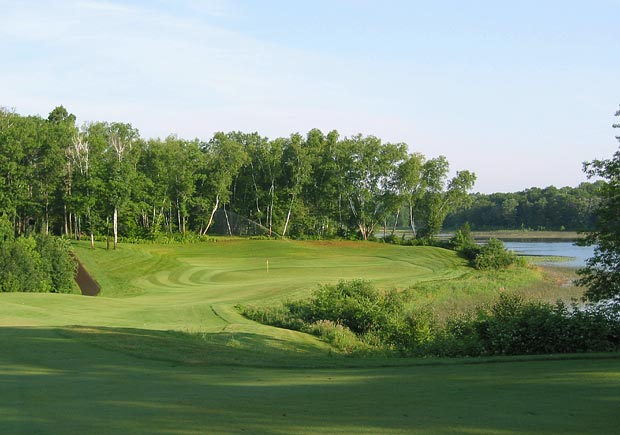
[0,239,618,434]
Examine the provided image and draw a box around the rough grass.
[0,238,618,435]
[409,264,584,322]
[471,230,584,240]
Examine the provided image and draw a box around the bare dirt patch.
[74,258,100,296]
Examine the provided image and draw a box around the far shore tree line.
[444,183,602,232]
[1,105,477,245]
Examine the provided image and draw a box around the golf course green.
[1,239,618,434]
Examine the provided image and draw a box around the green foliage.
[0,106,476,244]
[243,280,620,357]
[0,236,48,292]
[430,294,620,356]
[242,280,437,354]
[305,320,372,354]
[0,214,14,242]
[474,238,523,270]
[286,280,401,334]
[450,222,480,260]
[34,234,78,293]
[576,107,620,301]
[444,182,602,231]
[0,234,76,293]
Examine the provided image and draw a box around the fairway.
[0,240,468,335]
[1,239,619,434]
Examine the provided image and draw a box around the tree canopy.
[0,105,479,242]
[576,106,620,301]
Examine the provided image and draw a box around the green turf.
[0,239,618,434]
[1,327,618,435]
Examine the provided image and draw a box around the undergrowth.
[239,278,620,358]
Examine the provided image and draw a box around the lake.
[502,241,595,268]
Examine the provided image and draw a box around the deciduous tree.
[576,106,620,301]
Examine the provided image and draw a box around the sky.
[1,0,618,193]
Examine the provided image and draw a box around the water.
[502,241,595,268]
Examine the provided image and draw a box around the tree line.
[0,106,476,245]
[444,183,602,231]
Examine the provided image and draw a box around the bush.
[240,281,620,358]
[240,280,438,355]
[431,294,620,356]
[450,223,481,260]
[287,280,404,335]
[0,234,76,293]
[35,234,77,293]
[474,238,523,270]
[0,236,49,292]
[306,320,372,354]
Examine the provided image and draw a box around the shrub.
[382,234,400,245]
[35,234,77,293]
[305,320,371,354]
[237,304,305,331]
[240,281,620,358]
[474,238,523,270]
[0,236,48,292]
[0,234,76,293]
[286,280,405,335]
[451,223,481,260]
[431,294,620,356]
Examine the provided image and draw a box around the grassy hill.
[0,239,618,434]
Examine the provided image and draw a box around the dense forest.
[1,106,479,244]
[444,183,601,231]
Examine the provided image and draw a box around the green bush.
[0,236,49,292]
[450,223,481,260]
[431,294,620,356]
[240,280,439,355]
[306,320,371,354]
[0,234,76,293]
[474,238,523,270]
[35,234,77,293]
[240,280,620,358]
[286,280,403,335]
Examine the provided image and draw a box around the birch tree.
[200,132,247,235]
[341,135,407,240]
[103,122,140,249]
[280,133,312,237]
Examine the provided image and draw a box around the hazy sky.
[1,0,618,193]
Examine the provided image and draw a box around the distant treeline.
[444,183,602,231]
[0,105,477,244]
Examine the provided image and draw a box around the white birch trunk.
[409,204,417,238]
[113,207,118,249]
[224,205,232,235]
[204,195,219,235]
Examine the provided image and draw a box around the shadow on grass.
[59,325,342,368]
[1,326,619,435]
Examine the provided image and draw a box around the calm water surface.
[503,241,595,268]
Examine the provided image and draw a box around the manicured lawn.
[1,327,618,435]
[0,239,618,434]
